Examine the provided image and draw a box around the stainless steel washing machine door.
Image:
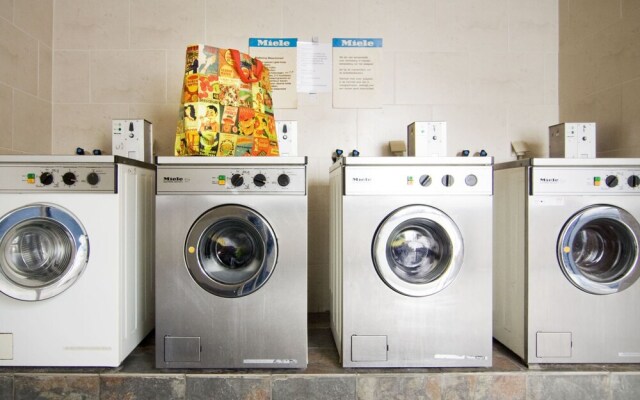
[558,204,640,295]
[184,204,278,298]
[0,203,90,301]
[372,205,464,297]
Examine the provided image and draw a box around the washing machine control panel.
[344,165,492,195]
[531,167,640,195]
[157,166,306,194]
[0,164,116,192]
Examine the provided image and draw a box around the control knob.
[628,175,640,188]
[86,172,100,186]
[230,174,244,187]
[62,172,77,186]
[419,175,432,187]
[441,174,454,187]
[39,172,54,186]
[605,175,618,188]
[277,174,290,187]
[253,173,266,187]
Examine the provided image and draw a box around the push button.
[465,174,478,186]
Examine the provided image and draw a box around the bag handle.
[229,49,264,84]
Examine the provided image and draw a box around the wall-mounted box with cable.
[112,119,153,162]
[549,123,595,158]
[407,121,447,157]
[276,121,298,156]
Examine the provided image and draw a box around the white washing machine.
[494,158,640,364]
[0,155,155,367]
[155,156,307,369]
[329,157,493,367]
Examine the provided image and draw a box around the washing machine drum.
[0,204,89,301]
[372,205,464,297]
[185,205,278,298]
[558,205,640,295]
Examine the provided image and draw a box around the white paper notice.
[249,38,298,109]
[297,42,332,93]
[332,38,383,109]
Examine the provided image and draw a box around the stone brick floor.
[1,313,639,399]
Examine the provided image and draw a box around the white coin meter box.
[549,123,595,159]
[275,121,298,156]
[408,122,447,157]
[112,119,153,163]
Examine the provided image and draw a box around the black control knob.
[62,172,77,186]
[230,174,244,187]
[441,174,454,187]
[253,173,266,187]
[419,175,432,187]
[86,172,100,186]
[628,175,640,188]
[277,174,290,187]
[605,175,618,188]
[39,172,53,186]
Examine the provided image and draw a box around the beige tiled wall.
[559,0,640,157]
[0,0,53,154]
[50,0,559,311]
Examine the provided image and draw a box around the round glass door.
[372,205,464,297]
[0,204,89,301]
[184,205,277,297]
[558,205,640,295]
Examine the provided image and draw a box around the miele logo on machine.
[163,176,185,183]
[539,177,560,184]
[352,177,372,183]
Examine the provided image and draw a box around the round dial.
[441,174,454,187]
[62,172,77,186]
[39,172,53,186]
[277,174,290,187]
[605,175,618,188]
[230,173,244,187]
[253,173,266,187]
[465,174,478,186]
[628,175,640,188]
[86,172,100,186]
[419,175,432,187]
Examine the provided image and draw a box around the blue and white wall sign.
[332,38,383,109]
[249,38,298,108]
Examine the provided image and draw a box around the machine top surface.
[330,156,493,172]
[0,155,154,170]
[156,156,307,166]
[495,158,640,170]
